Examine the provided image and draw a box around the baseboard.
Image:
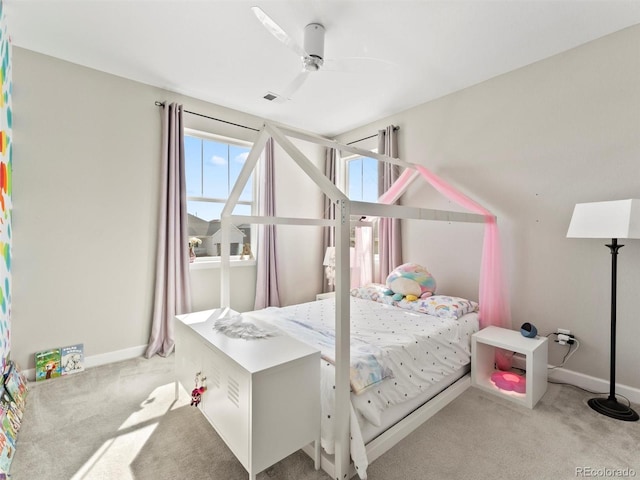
[23,344,148,382]
[512,354,640,404]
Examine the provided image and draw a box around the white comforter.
[242,297,478,479]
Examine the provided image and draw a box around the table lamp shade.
[323,246,356,268]
[567,199,640,239]
[323,247,335,267]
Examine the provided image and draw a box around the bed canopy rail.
[274,123,411,171]
[349,201,485,223]
[224,207,484,228]
[217,121,501,480]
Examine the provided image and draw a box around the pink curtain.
[254,138,281,309]
[145,102,192,358]
[413,165,510,329]
[381,163,510,330]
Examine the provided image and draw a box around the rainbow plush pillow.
[385,263,436,301]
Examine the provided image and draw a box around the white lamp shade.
[567,199,640,239]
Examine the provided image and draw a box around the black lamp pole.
[587,239,639,421]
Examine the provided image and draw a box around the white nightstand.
[471,326,548,409]
[315,291,335,301]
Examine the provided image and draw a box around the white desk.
[175,308,321,479]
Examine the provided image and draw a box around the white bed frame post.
[334,198,351,480]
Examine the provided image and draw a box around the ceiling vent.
[263,92,281,102]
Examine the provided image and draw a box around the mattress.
[359,363,470,444]
[242,296,479,478]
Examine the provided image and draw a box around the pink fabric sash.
[379,164,511,330]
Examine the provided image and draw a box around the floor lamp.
[567,199,639,421]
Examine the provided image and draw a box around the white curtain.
[145,102,192,358]
[377,125,402,282]
[254,138,281,309]
[354,225,373,286]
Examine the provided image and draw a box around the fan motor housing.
[304,23,325,60]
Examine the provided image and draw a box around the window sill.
[189,257,257,270]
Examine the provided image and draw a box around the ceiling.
[5,1,640,136]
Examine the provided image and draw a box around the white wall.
[336,25,640,389]
[272,140,326,306]
[12,48,323,371]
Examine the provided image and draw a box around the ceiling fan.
[251,6,392,102]
[251,6,327,102]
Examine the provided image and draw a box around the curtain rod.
[346,126,400,145]
[154,101,261,132]
[156,101,398,139]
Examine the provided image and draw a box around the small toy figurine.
[190,371,207,407]
[191,386,205,407]
[240,243,254,260]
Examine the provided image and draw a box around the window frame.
[339,151,380,252]
[184,128,258,265]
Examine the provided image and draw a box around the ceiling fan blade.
[280,70,310,100]
[251,6,306,58]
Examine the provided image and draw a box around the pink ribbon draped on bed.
[377,165,511,330]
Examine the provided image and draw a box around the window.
[347,156,378,202]
[185,131,254,258]
[345,155,379,252]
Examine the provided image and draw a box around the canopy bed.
[195,122,508,479]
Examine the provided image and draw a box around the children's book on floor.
[61,344,84,376]
[0,361,28,475]
[35,348,61,382]
[3,364,27,409]
[0,426,15,474]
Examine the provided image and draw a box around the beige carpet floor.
[9,355,640,480]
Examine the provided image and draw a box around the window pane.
[362,157,378,202]
[184,132,255,258]
[348,158,363,201]
[203,140,229,198]
[232,204,251,216]
[187,200,223,224]
[229,144,253,201]
[347,156,378,202]
[184,136,203,197]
